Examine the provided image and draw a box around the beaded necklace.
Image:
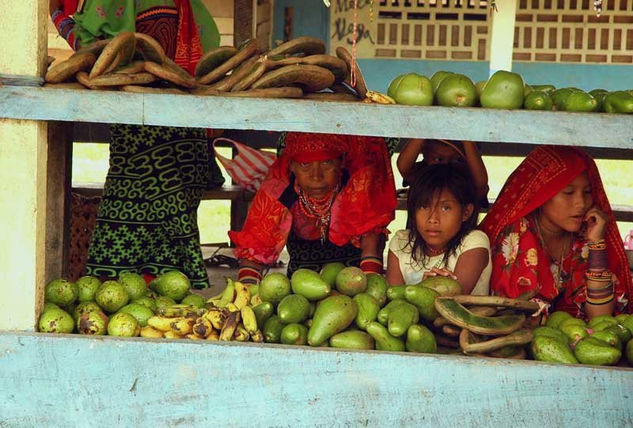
[297,184,340,244]
[533,214,573,291]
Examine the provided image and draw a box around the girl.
[480,145,632,318]
[386,163,491,295]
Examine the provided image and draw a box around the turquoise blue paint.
[0,332,632,426]
[2,86,633,147]
[513,62,633,92]
[273,0,329,48]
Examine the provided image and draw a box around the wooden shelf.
[2,86,633,148]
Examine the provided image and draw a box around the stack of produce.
[530,310,633,366]
[44,32,374,102]
[387,69,633,114]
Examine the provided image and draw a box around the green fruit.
[587,315,618,329]
[291,269,331,301]
[614,314,629,324]
[480,70,524,109]
[263,315,285,343]
[107,312,140,337]
[320,262,346,287]
[73,301,102,325]
[95,280,129,314]
[45,278,78,306]
[523,84,533,97]
[259,272,292,304]
[150,271,190,302]
[591,328,622,350]
[335,266,367,297]
[524,90,553,111]
[562,91,598,112]
[117,303,154,327]
[118,272,148,300]
[365,274,388,307]
[626,338,633,365]
[603,91,633,114]
[532,326,570,345]
[551,87,581,110]
[329,330,375,350]
[475,80,486,97]
[386,285,407,301]
[435,73,477,107]
[430,70,454,93]
[308,295,357,346]
[574,337,622,366]
[387,301,419,337]
[559,322,588,343]
[43,302,60,312]
[416,276,462,296]
[387,74,406,99]
[607,324,631,344]
[404,285,440,322]
[377,299,406,325]
[530,335,578,364]
[180,293,206,309]
[531,84,556,93]
[559,317,586,328]
[76,276,101,303]
[252,301,274,328]
[366,321,405,352]
[353,293,380,330]
[545,311,573,329]
[405,324,436,353]
[154,295,176,313]
[390,73,434,106]
[277,294,311,324]
[280,323,308,345]
[78,310,108,335]
[621,315,633,336]
[38,307,74,333]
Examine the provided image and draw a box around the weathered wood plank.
[0,332,631,427]
[2,87,633,148]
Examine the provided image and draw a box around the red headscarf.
[229,133,397,264]
[480,145,631,315]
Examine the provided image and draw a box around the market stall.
[1,0,632,425]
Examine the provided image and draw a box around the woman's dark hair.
[406,163,478,268]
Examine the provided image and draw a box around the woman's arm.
[359,232,385,274]
[397,138,424,184]
[237,259,266,285]
[386,250,405,286]
[452,247,489,294]
[583,207,615,318]
[462,141,489,203]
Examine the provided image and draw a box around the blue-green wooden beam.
[0,332,632,426]
[2,86,633,148]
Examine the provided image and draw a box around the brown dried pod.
[251,64,335,93]
[144,61,196,89]
[90,32,136,79]
[267,36,326,57]
[336,46,368,99]
[198,39,259,85]
[45,52,95,83]
[194,46,238,79]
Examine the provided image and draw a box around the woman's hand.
[422,267,457,281]
[584,206,608,243]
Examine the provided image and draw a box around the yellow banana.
[226,302,240,312]
[186,333,203,340]
[219,311,239,341]
[250,329,264,343]
[163,331,186,339]
[169,317,195,335]
[192,317,213,338]
[206,330,220,341]
[365,90,396,105]
[147,315,177,332]
[140,325,164,338]
[233,325,250,342]
[250,294,262,307]
[241,306,258,334]
[159,304,204,317]
[204,309,226,330]
[216,278,235,308]
[233,281,251,310]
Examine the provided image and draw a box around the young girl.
[386,163,491,295]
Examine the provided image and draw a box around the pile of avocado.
[387,70,633,114]
[531,311,633,366]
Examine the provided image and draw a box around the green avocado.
[591,328,622,350]
[404,285,440,322]
[390,73,434,106]
[280,323,308,345]
[307,295,357,346]
[365,274,388,307]
[531,84,556,93]
[562,91,598,112]
[479,70,524,109]
[574,337,622,366]
[524,90,553,111]
[366,321,406,352]
[545,311,574,329]
[416,276,462,296]
[252,301,274,328]
[430,70,454,93]
[587,314,618,329]
[625,338,633,365]
[291,269,331,301]
[387,301,419,337]
[377,299,406,326]
[277,294,311,324]
[435,73,477,107]
[530,335,578,364]
[405,324,436,353]
[320,262,346,287]
[263,315,285,343]
[386,285,407,301]
[353,293,380,330]
[551,87,582,111]
[329,330,375,350]
[603,91,633,114]
[532,326,570,345]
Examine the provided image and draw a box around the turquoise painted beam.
[1,86,633,148]
[0,332,632,426]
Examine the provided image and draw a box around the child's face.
[415,189,473,251]
[423,142,463,165]
[540,172,593,233]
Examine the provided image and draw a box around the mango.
[329,330,375,350]
[291,269,331,301]
[107,312,140,337]
[353,293,380,330]
[118,272,148,300]
[405,324,436,353]
[480,70,524,109]
[308,295,357,346]
[149,270,190,302]
[574,337,621,366]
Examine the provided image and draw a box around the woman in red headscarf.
[480,145,632,320]
[229,132,397,283]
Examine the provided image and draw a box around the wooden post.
[234,0,254,48]
[488,0,517,75]
[0,0,49,330]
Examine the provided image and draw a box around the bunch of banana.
[363,90,396,105]
[143,312,197,339]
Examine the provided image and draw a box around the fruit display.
[37,266,633,367]
[387,69,633,114]
[44,33,378,102]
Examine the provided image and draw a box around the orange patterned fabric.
[172,0,203,76]
[480,145,631,316]
[229,133,397,265]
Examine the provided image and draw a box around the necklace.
[533,214,573,290]
[297,184,340,244]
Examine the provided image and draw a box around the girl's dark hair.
[406,163,478,268]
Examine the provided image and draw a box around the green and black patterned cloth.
[85,124,210,288]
